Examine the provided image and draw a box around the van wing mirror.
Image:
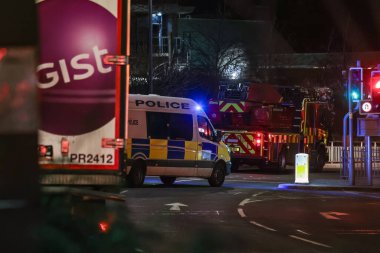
[215,130,223,143]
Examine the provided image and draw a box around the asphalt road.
[117,169,380,253]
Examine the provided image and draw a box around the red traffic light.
[374,80,380,89]
[370,75,380,98]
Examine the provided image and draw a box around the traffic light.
[349,67,363,102]
[370,71,380,102]
[360,70,380,115]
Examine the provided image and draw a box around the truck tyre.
[277,151,287,172]
[127,160,146,187]
[208,162,226,187]
[311,145,326,172]
[160,176,176,186]
[231,159,240,172]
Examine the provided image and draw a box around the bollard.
[295,153,309,184]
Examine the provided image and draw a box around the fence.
[326,141,379,164]
[326,141,380,184]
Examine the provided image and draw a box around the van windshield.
[197,115,217,142]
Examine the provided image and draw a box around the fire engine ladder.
[218,83,248,100]
[292,107,302,133]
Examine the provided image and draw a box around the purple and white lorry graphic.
[37,0,120,183]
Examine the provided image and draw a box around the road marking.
[250,221,277,232]
[320,211,349,220]
[120,190,128,194]
[160,210,222,216]
[216,210,220,215]
[252,191,268,197]
[233,192,242,195]
[239,198,262,207]
[165,203,188,211]
[289,235,332,248]
[296,229,311,235]
[237,208,247,218]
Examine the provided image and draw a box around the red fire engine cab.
[207,83,329,172]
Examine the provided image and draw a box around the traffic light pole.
[365,135,372,185]
[148,0,153,94]
[348,68,355,186]
[347,60,364,185]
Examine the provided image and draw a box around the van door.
[166,113,196,176]
[146,112,196,176]
[196,115,218,177]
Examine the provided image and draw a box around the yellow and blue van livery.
[125,94,231,187]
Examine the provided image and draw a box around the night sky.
[185,0,380,53]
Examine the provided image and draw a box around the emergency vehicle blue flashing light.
[195,105,202,111]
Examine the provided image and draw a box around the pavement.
[278,164,380,192]
[40,164,380,194]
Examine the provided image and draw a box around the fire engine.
[206,83,329,172]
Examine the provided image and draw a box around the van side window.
[146,112,169,139]
[168,113,193,140]
[197,116,216,142]
[146,112,193,141]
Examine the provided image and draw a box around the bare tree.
[182,20,249,96]
[130,19,249,101]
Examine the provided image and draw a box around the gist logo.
[38,46,111,89]
[37,0,117,135]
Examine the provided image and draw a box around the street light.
[148,0,153,94]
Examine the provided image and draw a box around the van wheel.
[208,162,226,187]
[127,161,146,187]
[160,176,176,186]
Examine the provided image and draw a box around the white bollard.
[295,153,309,184]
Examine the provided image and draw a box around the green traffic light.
[351,91,359,100]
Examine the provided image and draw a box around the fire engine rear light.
[61,138,69,155]
[256,139,261,146]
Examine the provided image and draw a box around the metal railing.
[326,141,379,164]
[327,142,380,184]
[152,36,182,56]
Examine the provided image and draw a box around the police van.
[124,94,231,187]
